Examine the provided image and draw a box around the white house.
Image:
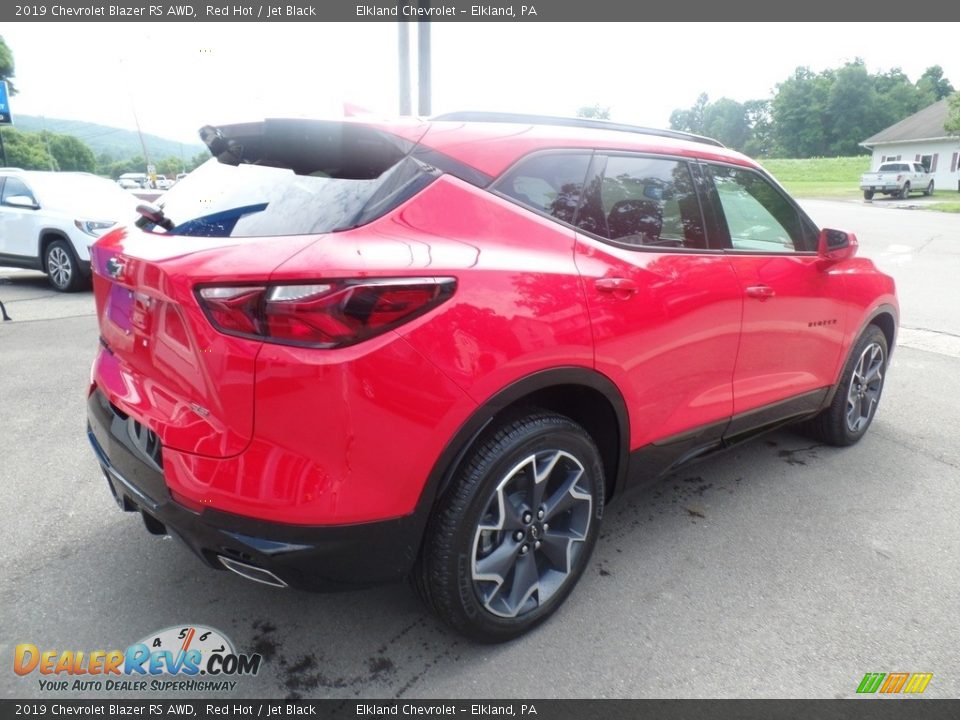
[861,98,960,193]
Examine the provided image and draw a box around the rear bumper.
[86,388,425,590]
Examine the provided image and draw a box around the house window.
[881,154,901,163]
[920,155,933,172]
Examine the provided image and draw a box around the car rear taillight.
[197,278,456,348]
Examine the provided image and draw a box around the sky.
[3,22,959,146]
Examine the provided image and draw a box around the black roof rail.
[430,111,726,149]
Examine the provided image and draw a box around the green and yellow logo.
[857,672,933,694]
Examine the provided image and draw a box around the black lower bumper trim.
[86,389,426,591]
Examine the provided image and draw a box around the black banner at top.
[0,0,953,22]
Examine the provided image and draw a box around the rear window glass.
[576,155,707,250]
[149,155,436,238]
[878,163,909,172]
[494,153,591,224]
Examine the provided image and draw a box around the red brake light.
[197,278,456,348]
[199,286,265,335]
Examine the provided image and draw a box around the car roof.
[415,119,759,178]
[1,170,103,182]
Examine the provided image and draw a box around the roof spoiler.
[430,111,726,148]
[198,119,413,178]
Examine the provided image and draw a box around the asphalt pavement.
[0,199,958,699]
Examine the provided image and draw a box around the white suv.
[0,170,138,291]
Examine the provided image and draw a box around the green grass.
[924,202,960,213]
[748,156,960,206]
[757,156,871,199]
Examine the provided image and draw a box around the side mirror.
[4,195,39,210]
[818,228,857,262]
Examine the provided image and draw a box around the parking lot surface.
[1,199,958,699]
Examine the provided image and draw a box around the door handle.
[745,285,775,301]
[595,278,639,295]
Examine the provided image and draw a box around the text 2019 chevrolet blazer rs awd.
[86,113,897,641]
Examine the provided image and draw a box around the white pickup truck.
[860,161,934,200]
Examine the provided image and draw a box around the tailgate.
[91,226,319,458]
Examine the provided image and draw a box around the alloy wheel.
[471,449,593,619]
[846,342,884,433]
[48,245,73,290]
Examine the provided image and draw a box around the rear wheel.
[863,190,874,200]
[413,412,604,642]
[45,240,85,292]
[805,326,888,446]
[924,181,934,196]
[899,183,910,200]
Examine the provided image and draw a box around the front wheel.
[805,326,889,446]
[413,412,604,642]
[45,240,85,292]
[924,181,934,196]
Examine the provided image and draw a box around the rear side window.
[148,120,437,238]
[576,156,707,250]
[494,153,591,224]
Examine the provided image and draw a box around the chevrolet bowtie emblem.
[106,256,126,280]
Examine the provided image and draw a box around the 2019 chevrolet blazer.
[86,114,898,641]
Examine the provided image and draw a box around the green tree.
[576,104,610,120]
[0,35,16,94]
[669,92,709,135]
[156,155,183,175]
[771,67,834,157]
[873,69,924,127]
[187,150,210,171]
[742,99,773,157]
[825,61,877,156]
[45,132,96,172]
[702,98,750,150]
[916,65,955,103]
[945,93,960,136]
[3,128,56,170]
[105,156,146,178]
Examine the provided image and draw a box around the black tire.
[924,181,934,196]
[805,326,888,446]
[44,239,85,292]
[413,411,604,642]
[899,183,910,200]
[863,190,874,200]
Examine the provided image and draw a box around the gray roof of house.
[861,99,952,146]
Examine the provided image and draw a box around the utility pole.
[417,13,431,116]
[397,17,412,115]
[397,12,432,117]
[132,105,151,170]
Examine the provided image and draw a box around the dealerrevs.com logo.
[14,625,263,692]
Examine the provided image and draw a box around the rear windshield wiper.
[135,202,174,231]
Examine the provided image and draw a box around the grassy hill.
[759,156,871,199]
[12,115,205,162]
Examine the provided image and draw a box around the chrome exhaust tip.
[218,556,288,588]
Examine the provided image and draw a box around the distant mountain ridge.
[11,115,206,161]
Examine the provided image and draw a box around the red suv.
[87,113,897,641]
